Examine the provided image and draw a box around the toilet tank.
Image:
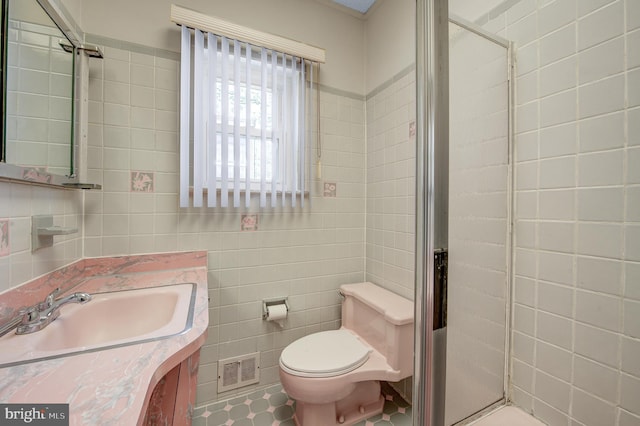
[340,282,414,377]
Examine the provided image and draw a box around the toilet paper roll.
[266,304,288,322]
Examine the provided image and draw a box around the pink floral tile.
[0,219,9,257]
[131,171,154,192]
[241,214,258,231]
[323,182,337,197]
[22,168,52,184]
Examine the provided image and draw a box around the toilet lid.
[279,330,371,378]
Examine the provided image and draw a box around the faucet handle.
[18,306,39,324]
[38,288,61,311]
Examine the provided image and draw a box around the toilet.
[279,282,414,426]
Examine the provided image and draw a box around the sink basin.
[0,283,196,368]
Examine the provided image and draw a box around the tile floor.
[192,382,412,426]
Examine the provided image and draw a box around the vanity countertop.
[0,251,209,425]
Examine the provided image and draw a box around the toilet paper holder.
[262,297,289,320]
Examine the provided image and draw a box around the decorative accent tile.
[131,171,154,192]
[0,219,9,257]
[241,214,258,231]
[21,168,52,184]
[323,182,337,197]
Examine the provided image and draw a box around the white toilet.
[279,282,414,426]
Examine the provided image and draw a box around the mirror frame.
[0,0,82,187]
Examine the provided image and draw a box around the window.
[205,46,276,185]
[178,24,318,209]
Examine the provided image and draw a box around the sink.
[0,283,196,368]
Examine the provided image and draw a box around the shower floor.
[192,382,412,426]
[468,406,545,426]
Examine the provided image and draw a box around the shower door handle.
[433,248,448,330]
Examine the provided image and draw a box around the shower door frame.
[414,2,515,425]
[414,0,446,424]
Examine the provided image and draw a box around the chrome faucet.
[0,288,92,337]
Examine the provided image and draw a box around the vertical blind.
[179,24,317,209]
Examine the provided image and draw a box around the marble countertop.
[0,251,209,425]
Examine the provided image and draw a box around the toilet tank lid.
[340,282,414,325]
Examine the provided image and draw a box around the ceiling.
[312,0,380,19]
[332,0,377,14]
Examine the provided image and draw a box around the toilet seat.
[279,330,371,378]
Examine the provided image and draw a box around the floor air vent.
[217,352,260,393]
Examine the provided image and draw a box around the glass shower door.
[444,19,511,425]
[414,3,511,424]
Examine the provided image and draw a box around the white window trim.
[171,4,326,63]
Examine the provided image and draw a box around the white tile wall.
[486,0,640,424]
[5,20,74,176]
[365,69,416,302]
[363,68,416,401]
[85,39,366,406]
[0,182,83,294]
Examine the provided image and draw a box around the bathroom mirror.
[0,0,79,185]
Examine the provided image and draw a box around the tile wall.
[0,181,83,294]
[364,66,416,401]
[0,0,85,312]
[82,36,367,406]
[365,66,416,302]
[479,0,640,424]
[5,20,74,176]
